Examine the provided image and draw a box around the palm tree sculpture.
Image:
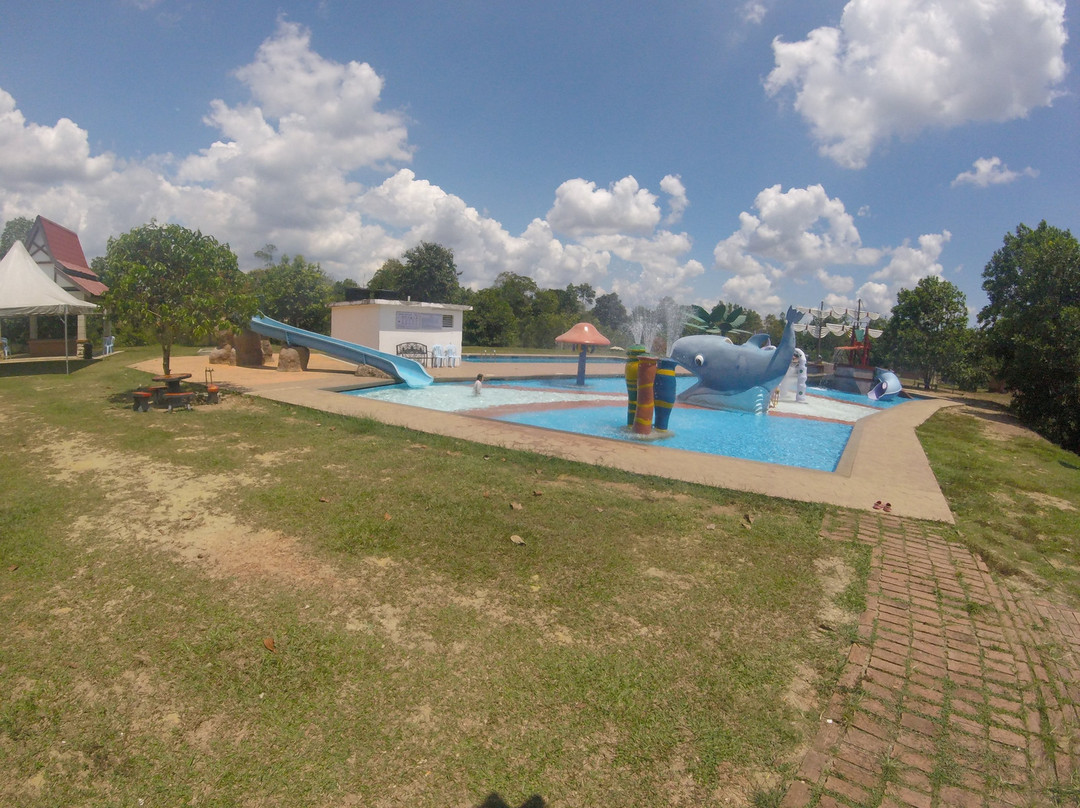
[684,302,750,340]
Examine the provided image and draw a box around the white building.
[330,297,471,364]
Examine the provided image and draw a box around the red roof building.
[25,216,108,300]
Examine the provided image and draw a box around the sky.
[0,0,1076,320]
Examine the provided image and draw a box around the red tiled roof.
[38,217,91,270]
[35,216,108,297]
[57,267,109,297]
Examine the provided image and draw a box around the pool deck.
[137,353,959,523]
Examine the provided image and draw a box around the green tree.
[254,243,277,267]
[555,284,586,317]
[370,242,463,303]
[947,328,994,393]
[247,254,332,334]
[592,292,628,334]
[369,258,406,293]
[1,216,34,259]
[403,242,462,303]
[102,221,256,376]
[979,221,1080,450]
[763,312,786,344]
[330,278,360,301]
[879,275,968,390]
[740,309,765,335]
[492,272,540,320]
[462,288,517,346]
[521,289,574,347]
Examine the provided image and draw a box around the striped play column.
[624,345,647,426]
[624,357,639,426]
[634,357,658,435]
[653,358,677,430]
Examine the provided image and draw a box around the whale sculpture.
[669,306,801,413]
[868,369,902,400]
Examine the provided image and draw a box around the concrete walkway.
[136,352,958,522]
[783,510,1080,808]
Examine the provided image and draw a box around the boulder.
[234,329,267,366]
[277,346,303,372]
[354,364,393,379]
[294,345,310,370]
[208,344,236,365]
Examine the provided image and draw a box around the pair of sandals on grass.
[873,500,892,513]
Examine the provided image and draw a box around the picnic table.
[152,373,192,393]
[151,373,194,411]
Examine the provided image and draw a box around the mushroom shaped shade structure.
[555,322,611,385]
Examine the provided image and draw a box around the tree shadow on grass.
[477,793,546,808]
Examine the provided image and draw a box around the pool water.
[462,354,626,364]
[342,375,905,472]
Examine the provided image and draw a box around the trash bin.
[81,341,93,360]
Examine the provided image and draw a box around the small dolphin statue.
[670,306,801,413]
[868,369,903,401]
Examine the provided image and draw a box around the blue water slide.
[248,314,433,388]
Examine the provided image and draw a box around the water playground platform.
[132,352,958,523]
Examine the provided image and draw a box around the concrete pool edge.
[139,354,958,523]
[260,381,958,524]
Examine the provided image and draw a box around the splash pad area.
[342,376,906,472]
[134,352,957,521]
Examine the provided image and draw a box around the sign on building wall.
[395,312,447,330]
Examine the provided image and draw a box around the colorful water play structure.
[668,306,801,413]
[248,315,434,388]
[622,349,679,436]
[554,322,611,386]
[794,301,903,401]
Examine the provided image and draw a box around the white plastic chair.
[430,344,445,368]
[1,337,9,359]
[103,335,115,355]
[445,344,458,367]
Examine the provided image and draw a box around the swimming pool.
[342,376,906,472]
[462,354,626,363]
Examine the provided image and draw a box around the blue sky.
[1,0,1075,320]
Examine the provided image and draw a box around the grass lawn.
[2,348,1078,807]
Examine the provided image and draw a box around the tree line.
[2,218,1078,451]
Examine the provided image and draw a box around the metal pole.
[64,310,70,375]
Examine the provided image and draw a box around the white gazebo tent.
[0,241,98,373]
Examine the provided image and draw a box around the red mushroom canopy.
[555,322,611,346]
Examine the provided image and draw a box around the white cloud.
[660,174,689,225]
[952,156,1038,188]
[1,23,707,306]
[741,1,768,25]
[870,231,951,288]
[546,176,662,238]
[854,231,952,312]
[578,230,705,304]
[714,183,880,275]
[0,90,117,187]
[766,0,1068,168]
[712,183,951,312]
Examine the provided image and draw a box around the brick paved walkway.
[783,510,1080,808]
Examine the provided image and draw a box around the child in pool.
[473,373,484,395]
